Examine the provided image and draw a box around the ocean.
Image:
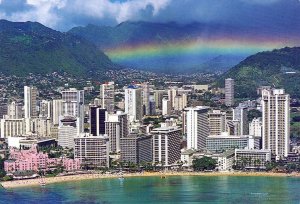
[1,176,300,203]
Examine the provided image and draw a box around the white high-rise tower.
[184,106,210,150]
[225,78,234,106]
[125,85,143,122]
[261,89,290,160]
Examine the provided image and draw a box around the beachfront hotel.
[151,126,181,166]
[120,134,153,164]
[261,89,290,160]
[74,133,109,168]
[235,149,271,169]
[4,145,80,173]
[206,134,260,153]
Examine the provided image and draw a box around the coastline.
[1,171,300,189]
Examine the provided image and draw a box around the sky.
[0,0,300,32]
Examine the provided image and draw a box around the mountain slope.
[68,21,246,73]
[218,47,300,98]
[0,20,118,76]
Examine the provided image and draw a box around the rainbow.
[105,37,299,62]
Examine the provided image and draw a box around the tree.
[192,157,217,171]
[248,109,262,122]
[0,156,4,170]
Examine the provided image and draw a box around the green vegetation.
[247,109,262,122]
[0,20,118,78]
[218,47,300,98]
[0,156,6,180]
[192,157,217,171]
[291,111,300,139]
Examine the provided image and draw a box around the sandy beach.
[1,171,300,189]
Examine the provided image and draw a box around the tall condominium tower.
[168,87,178,108]
[233,105,248,135]
[61,88,84,133]
[125,85,143,122]
[24,86,38,119]
[208,110,226,135]
[184,106,210,150]
[162,98,171,116]
[262,89,290,160]
[100,81,115,113]
[52,99,63,125]
[7,101,23,119]
[39,100,52,119]
[90,106,106,136]
[225,78,234,106]
[154,90,164,110]
[105,111,128,153]
[140,82,150,116]
[249,117,262,137]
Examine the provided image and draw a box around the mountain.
[0,20,118,77]
[218,47,300,98]
[68,21,249,73]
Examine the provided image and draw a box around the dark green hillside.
[218,47,300,98]
[0,20,118,77]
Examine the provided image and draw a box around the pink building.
[4,145,81,173]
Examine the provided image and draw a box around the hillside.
[0,20,118,77]
[218,47,300,98]
[68,21,245,73]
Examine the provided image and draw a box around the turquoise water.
[1,176,300,203]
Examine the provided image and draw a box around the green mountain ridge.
[0,20,118,77]
[218,46,300,98]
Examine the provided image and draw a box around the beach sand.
[1,171,299,189]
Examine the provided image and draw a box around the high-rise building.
[151,126,181,166]
[61,88,84,133]
[105,111,128,153]
[168,87,178,108]
[24,86,38,119]
[0,118,26,138]
[74,133,109,168]
[208,110,226,135]
[39,100,52,119]
[90,106,106,136]
[58,117,77,148]
[125,85,143,122]
[52,99,63,125]
[249,117,262,137]
[261,89,290,160]
[149,101,156,115]
[225,78,234,106]
[162,98,171,116]
[7,101,23,119]
[120,134,152,164]
[184,106,210,150]
[173,94,187,111]
[100,81,115,113]
[154,90,164,110]
[233,105,248,135]
[141,82,150,116]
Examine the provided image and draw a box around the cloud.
[0,0,299,32]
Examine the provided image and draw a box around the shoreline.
[1,171,300,189]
